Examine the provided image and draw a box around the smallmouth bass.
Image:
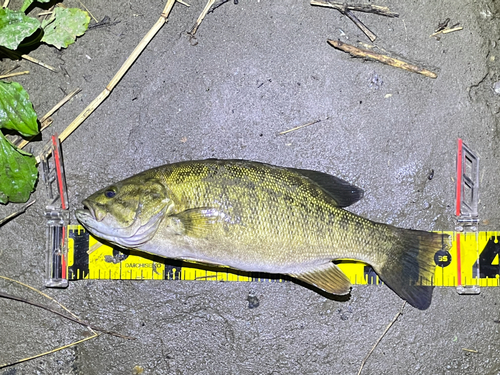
[76,159,450,309]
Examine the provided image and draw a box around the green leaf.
[41,7,90,49]
[0,132,38,204]
[20,0,52,13]
[0,8,40,50]
[0,81,38,137]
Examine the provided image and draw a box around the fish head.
[75,174,172,248]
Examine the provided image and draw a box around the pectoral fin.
[171,207,223,237]
[290,262,351,295]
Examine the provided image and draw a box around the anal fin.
[290,262,351,295]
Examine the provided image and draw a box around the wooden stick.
[328,39,437,79]
[0,71,30,80]
[310,0,399,17]
[190,0,216,36]
[34,0,188,163]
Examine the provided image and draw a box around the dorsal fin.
[290,168,364,207]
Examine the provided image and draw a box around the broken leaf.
[0,81,38,137]
[0,132,38,204]
[0,8,40,50]
[41,7,90,49]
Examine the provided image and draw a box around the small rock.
[247,291,260,309]
[493,81,500,95]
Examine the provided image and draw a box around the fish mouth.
[81,199,95,218]
[76,199,103,222]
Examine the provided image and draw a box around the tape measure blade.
[67,225,500,287]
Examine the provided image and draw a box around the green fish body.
[76,159,450,309]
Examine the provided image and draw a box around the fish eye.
[104,189,116,199]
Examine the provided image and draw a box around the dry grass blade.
[0,291,134,340]
[0,71,29,79]
[37,0,187,162]
[76,0,98,23]
[0,200,36,226]
[357,302,406,375]
[277,119,322,135]
[17,88,81,151]
[0,276,79,317]
[190,0,216,36]
[0,333,99,369]
[462,348,479,353]
[0,275,97,369]
[21,54,57,72]
[430,26,463,37]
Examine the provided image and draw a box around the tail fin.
[373,228,450,310]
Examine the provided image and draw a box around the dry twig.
[430,18,462,38]
[328,39,437,78]
[343,10,376,42]
[311,0,399,42]
[357,302,406,375]
[311,1,399,17]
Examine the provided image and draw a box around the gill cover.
[76,176,172,248]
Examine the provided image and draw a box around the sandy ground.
[1,0,500,374]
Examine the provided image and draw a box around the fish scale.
[162,163,368,266]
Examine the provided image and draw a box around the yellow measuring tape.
[66,225,500,287]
